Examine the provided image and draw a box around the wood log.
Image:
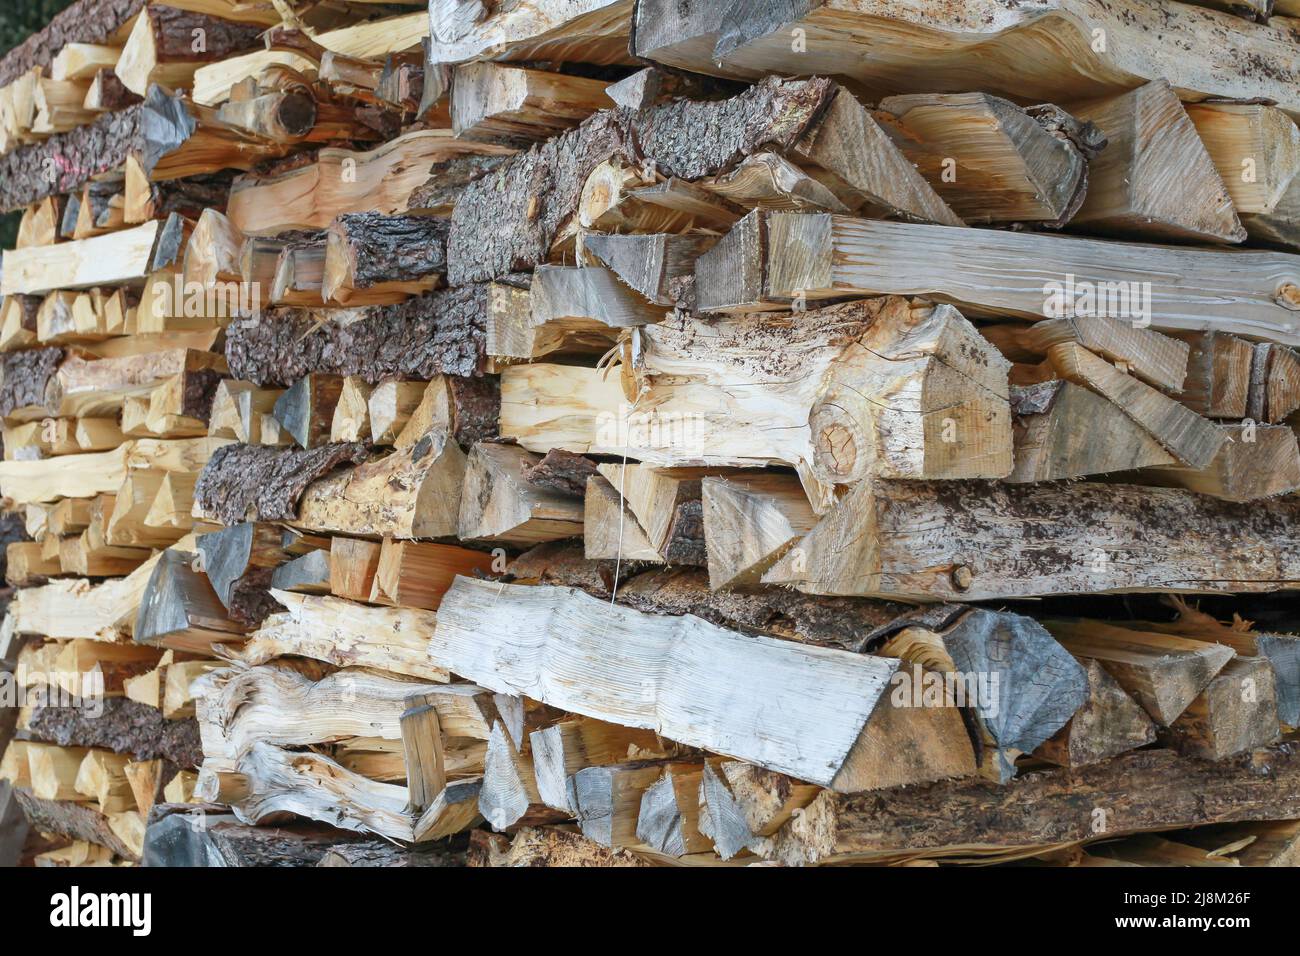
[458,443,584,547]
[530,717,676,814]
[135,548,245,653]
[764,476,1300,601]
[876,92,1097,227]
[367,380,427,445]
[328,537,381,602]
[1069,80,1245,243]
[700,473,816,590]
[494,264,657,363]
[593,464,717,566]
[582,233,715,307]
[27,697,201,767]
[635,762,716,856]
[195,521,285,626]
[1171,329,1255,417]
[451,61,611,144]
[426,0,634,67]
[433,577,974,791]
[1247,341,1300,422]
[321,213,447,305]
[293,433,466,539]
[226,130,514,235]
[1166,656,1280,760]
[141,805,359,867]
[232,589,450,682]
[1,216,183,296]
[224,283,512,385]
[114,4,262,97]
[1186,101,1300,250]
[1007,381,1175,483]
[271,373,345,449]
[369,539,496,609]
[760,744,1300,866]
[502,298,1012,511]
[694,210,1300,345]
[1044,619,1236,726]
[1047,342,1225,469]
[12,788,138,860]
[583,474,662,563]
[572,760,674,848]
[269,548,330,594]
[480,721,567,831]
[1034,659,1157,768]
[1139,422,1300,502]
[191,441,368,525]
[0,0,146,87]
[632,0,1300,113]
[328,376,371,444]
[523,449,598,499]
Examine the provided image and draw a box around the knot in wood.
[950,565,974,591]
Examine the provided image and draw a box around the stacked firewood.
[2,0,1300,868]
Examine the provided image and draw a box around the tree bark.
[193,442,369,526]
[0,348,63,418]
[25,699,203,768]
[12,788,138,860]
[225,283,522,385]
[0,0,144,87]
[323,213,449,300]
[142,804,359,867]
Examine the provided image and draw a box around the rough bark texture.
[26,699,203,768]
[226,567,285,628]
[0,106,142,212]
[0,347,62,417]
[145,6,263,61]
[406,154,509,213]
[193,442,369,525]
[225,283,524,385]
[522,449,598,498]
[142,804,360,866]
[12,788,138,860]
[447,75,836,283]
[507,542,910,652]
[0,0,145,86]
[0,513,30,584]
[768,742,1300,864]
[318,839,468,867]
[447,374,500,447]
[330,213,450,289]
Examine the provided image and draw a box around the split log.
[876,92,1096,226]
[573,761,677,848]
[433,577,973,791]
[329,376,371,444]
[1069,80,1245,243]
[224,283,515,385]
[448,76,959,285]
[468,826,652,868]
[764,476,1300,601]
[530,717,676,814]
[317,841,467,869]
[329,537,381,602]
[1166,656,1280,760]
[426,0,634,66]
[369,539,496,609]
[194,663,449,770]
[458,443,584,547]
[1140,423,1300,502]
[522,449,599,499]
[1,216,184,296]
[879,607,1088,781]
[321,213,447,305]
[1172,330,1255,417]
[760,744,1300,866]
[694,211,1300,346]
[502,297,1012,510]
[292,433,467,539]
[367,380,427,445]
[195,522,286,626]
[451,61,611,144]
[700,473,816,590]
[632,0,1300,113]
[480,721,567,831]
[226,130,514,235]
[594,464,716,566]
[269,549,330,594]
[12,788,138,861]
[191,441,368,525]
[582,233,714,307]
[0,0,148,87]
[1006,381,1175,483]
[1034,660,1157,768]
[272,373,345,449]
[134,549,246,653]
[142,806,358,867]
[231,590,448,682]
[635,763,715,856]
[493,264,658,363]
[1043,620,1236,726]
[1246,341,1300,422]
[1186,101,1300,250]
[583,475,662,562]
[1047,342,1225,469]
[114,4,263,97]
[697,761,820,861]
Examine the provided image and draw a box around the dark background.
[0,0,76,251]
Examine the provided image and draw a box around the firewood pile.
[1,0,1300,869]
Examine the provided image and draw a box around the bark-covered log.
[0,782,27,868]
[507,542,910,653]
[446,375,500,447]
[0,513,30,585]
[26,699,203,768]
[765,742,1300,865]
[0,104,142,212]
[317,839,468,867]
[0,0,144,87]
[522,449,598,498]
[406,154,510,214]
[12,788,138,860]
[225,283,523,385]
[322,213,450,302]
[142,804,358,867]
[0,348,63,418]
[447,75,836,284]
[193,442,369,526]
